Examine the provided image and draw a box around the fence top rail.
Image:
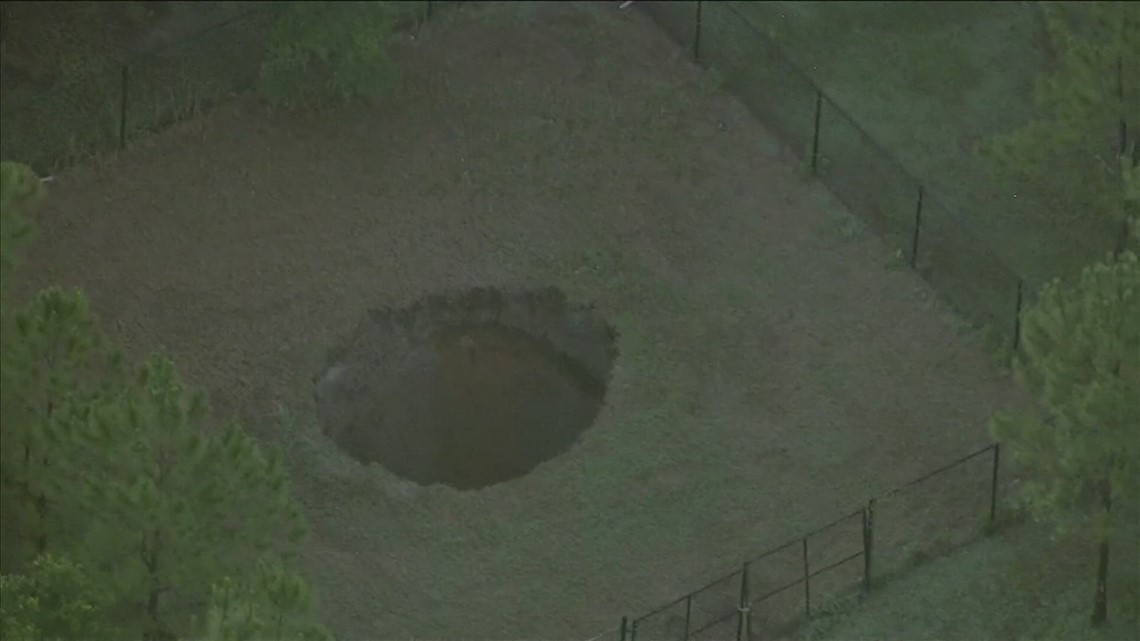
[747,536,802,565]
[881,443,996,500]
[634,564,745,623]
[921,192,1023,277]
[804,507,865,540]
[753,575,807,604]
[714,1,1021,280]
[715,2,920,189]
[691,566,745,596]
[127,3,279,64]
[633,590,691,623]
[808,550,864,580]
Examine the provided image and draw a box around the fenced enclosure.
[2,3,1050,640]
[598,444,1002,641]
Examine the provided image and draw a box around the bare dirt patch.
[13,2,1032,638]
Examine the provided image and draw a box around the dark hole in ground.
[315,287,618,490]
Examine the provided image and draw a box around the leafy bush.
[257,1,400,109]
[0,554,114,641]
[0,161,43,290]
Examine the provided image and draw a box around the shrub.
[257,1,400,109]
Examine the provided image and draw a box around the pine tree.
[0,160,42,293]
[992,251,1140,626]
[0,287,125,565]
[978,1,1140,254]
[75,354,310,640]
[0,553,115,641]
[198,559,334,641]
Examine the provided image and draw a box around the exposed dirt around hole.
[315,287,616,490]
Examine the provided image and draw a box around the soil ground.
[13,2,1031,638]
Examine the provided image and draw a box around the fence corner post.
[801,537,811,619]
[910,184,924,269]
[862,498,876,593]
[810,90,823,176]
[119,63,130,150]
[1012,278,1024,355]
[693,0,703,61]
[737,562,752,641]
[988,443,1001,531]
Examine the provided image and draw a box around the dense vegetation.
[0,168,329,641]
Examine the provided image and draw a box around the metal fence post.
[801,537,811,619]
[1012,278,1024,354]
[629,618,639,641]
[988,443,1001,530]
[426,0,432,20]
[618,616,628,641]
[737,562,751,641]
[119,63,130,150]
[683,594,693,641]
[862,498,875,592]
[693,1,703,61]
[1118,55,1127,157]
[909,184,924,269]
[810,90,823,176]
[1114,217,1132,258]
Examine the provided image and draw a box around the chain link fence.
[585,3,1038,638]
[643,0,1043,355]
[0,1,440,175]
[602,444,1003,641]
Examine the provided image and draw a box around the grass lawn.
[799,520,1140,641]
[11,2,1033,638]
[733,0,1121,288]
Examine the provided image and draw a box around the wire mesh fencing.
[867,445,1000,586]
[595,4,1030,638]
[123,6,282,146]
[0,62,123,173]
[914,195,1024,341]
[0,1,441,175]
[587,443,1005,641]
[696,2,820,155]
[637,0,1041,356]
[813,91,924,258]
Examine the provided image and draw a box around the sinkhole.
[315,287,618,490]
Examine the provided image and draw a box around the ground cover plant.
[5,2,1032,638]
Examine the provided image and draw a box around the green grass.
[731,1,1116,287]
[0,1,438,173]
[799,521,1140,641]
[0,4,278,173]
